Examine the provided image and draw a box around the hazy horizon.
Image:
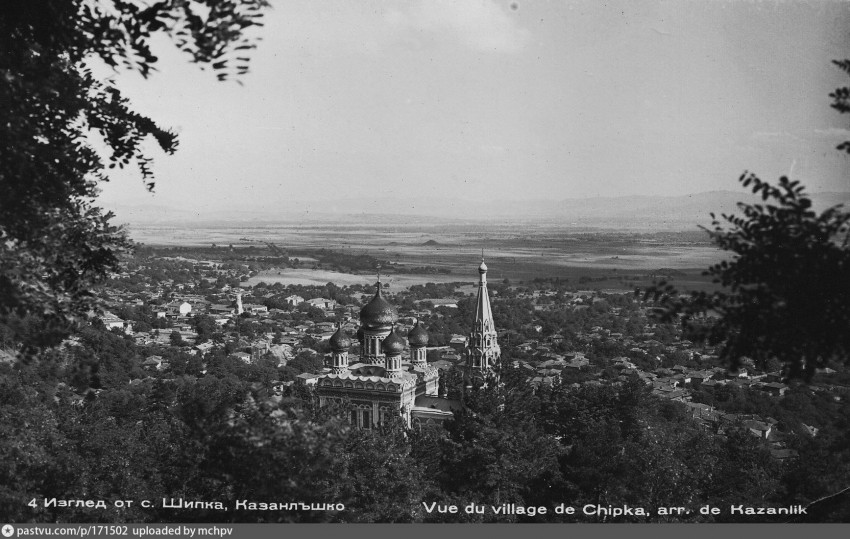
[93,0,850,218]
[109,189,850,233]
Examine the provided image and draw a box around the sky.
[95,0,850,215]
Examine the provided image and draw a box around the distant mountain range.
[104,190,850,231]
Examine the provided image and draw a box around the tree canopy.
[0,0,269,353]
[650,175,850,380]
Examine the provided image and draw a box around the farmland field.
[132,220,725,293]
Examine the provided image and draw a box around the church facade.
[313,259,501,427]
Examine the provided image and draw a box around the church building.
[313,259,500,427]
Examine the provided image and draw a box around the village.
[78,246,850,465]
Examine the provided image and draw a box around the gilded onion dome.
[382,326,405,356]
[359,282,397,329]
[407,321,429,348]
[329,325,351,352]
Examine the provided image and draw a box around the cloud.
[387,0,530,54]
[271,1,529,57]
[749,128,850,146]
[749,131,806,142]
[813,127,850,139]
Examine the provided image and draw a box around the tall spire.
[475,253,492,328]
[466,255,500,383]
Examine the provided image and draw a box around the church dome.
[329,326,351,352]
[359,283,397,329]
[407,321,429,347]
[382,327,405,356]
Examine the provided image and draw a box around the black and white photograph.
[2,0,850,531]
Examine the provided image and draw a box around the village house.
[417,298,459,309]
[242,303,269,315]
[306,297,337,310]
[98,311,127,331]
[142,355,168,371]
[232,351,252,363]
[757,382,789,397]
[284,294,305,306]
[194,342,214,355]
[209,304,234,316]
[448,334,467,351]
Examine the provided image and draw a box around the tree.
[830,59,850,154]
[1,0,269,354]
[647,175,850,381]
[645,60,850,381]
[191,314,217,343]
[169,330,185,347]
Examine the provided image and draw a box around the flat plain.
[131,220,724,292]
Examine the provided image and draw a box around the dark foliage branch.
[0,1,269,352]
[831,59,850,153]
[642,174,850,380]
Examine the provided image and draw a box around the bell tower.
[465,254,501,386]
